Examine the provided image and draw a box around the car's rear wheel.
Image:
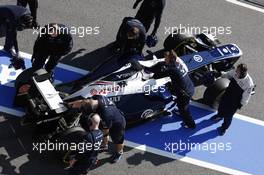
[52,126,86,143]
[202,78,230,109]
[15,68,49,89]
[15,68,34,90]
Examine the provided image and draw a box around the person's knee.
[110,129,125,144]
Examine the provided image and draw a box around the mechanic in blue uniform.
[133,0,165,35]
[68,113,103,175]
[69,18,145,89]
[17,0,39,28]
[211,63,254,135]
[68,95,126,163]
[0,5,33,56]
[31,23,73,73]
[114,17,146,55]
[144,50,196,129]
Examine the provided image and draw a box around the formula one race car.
[13,32,242,137]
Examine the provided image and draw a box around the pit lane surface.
[1,0,264,174]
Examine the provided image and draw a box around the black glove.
[212,70,222,78]
[60,102,72,109]
[9,57,26,70]
[146,35,158,48]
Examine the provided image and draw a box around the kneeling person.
[68,95,126,163]
[68,113,103,175]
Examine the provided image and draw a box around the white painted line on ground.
[0,106,24,117]
[226,0,264,13]
[191,101,264,126]
[124,140,251,175]
[235,113,264,126]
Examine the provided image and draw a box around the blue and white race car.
[14,32,242,135]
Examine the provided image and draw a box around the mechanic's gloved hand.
[202,71,216,86]
[60,102,72,109]
[66,100,84,109]
[146,35,158,48]
[211,70,222,78]
[9,56,26,70]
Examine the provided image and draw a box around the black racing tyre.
[202,78,230,109]
[15,68,48,90]
[52,126,86,144]
[15,67,34,90]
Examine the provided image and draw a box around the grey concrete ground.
[0,0,264,174]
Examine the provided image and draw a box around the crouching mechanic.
[68,113,103,175]
[144,50,196,129]
[69,18,145,90]
[210,63,254,136]
[68,95,126,163]
[0,5,33,69]
[31,23,73,75]
[133,0,166,47]
[114,17,146,55]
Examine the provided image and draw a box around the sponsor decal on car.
[193,55,203,63]
[140,109,154,119]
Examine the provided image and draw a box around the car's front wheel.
[202,78,230,109]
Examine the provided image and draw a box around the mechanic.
[133,0,166,35]
[210,63,254,136]
[0,5,33,56]
[114,17,146,55]
[31,23,73,74]
[144,50,196,129]
[68,113,103,175]
[67,18,145,90]
[17,0,39,28]
[68,95,126,163]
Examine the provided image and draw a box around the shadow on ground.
[0,114,67,175]
[60,42,116,71]
[0,114,179,175]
